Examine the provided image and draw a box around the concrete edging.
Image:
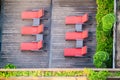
[0,77,88,80]
[0,68,120,71]
[113,0,117,68]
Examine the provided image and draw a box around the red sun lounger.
[20,41,42,51]
[21,24,44,35]
[21,9,44,19]
[65,30,88,40]
[64,46,87,57]
[65,13,88,24]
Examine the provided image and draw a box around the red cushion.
[65,16,82,24]
[37,41,43,49]
[81,13,88,23]
[21,11,38,19]
[65,30,88,40]
[37,24,44,33]
[65,13,88,24]
[37,9,44,18]
[21,41,42,51]
[21,24,43,35]
[21,42,38,50]
[21,9,44,19]
[64,46,87,57]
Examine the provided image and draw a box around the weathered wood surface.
[116,11,120,68]
[0,0,96,68]
[49,0,96,68]
[0,0,51,68]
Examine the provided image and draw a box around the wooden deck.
[49,0,96,68]
[0,0,96,68]
[0,0,51,68]
[116,0,120,68]
[116,10,120,68]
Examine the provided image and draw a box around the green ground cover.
[0,69,120,80]
[94,0,115,68]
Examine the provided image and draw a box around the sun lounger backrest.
[82,46,87,55]
[82,13,88,23]
[38,9,44,18]
[37,24,43,33]
[37,41,42,49]
[82,30,88,39]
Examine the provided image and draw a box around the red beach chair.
[65,13,88,24]
[65,30,88,40]
[21,9,44,19]
[21,24,43,35]
[20,41,42,51]
[64,46,87,57]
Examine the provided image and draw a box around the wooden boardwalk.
[0,0,96,68]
